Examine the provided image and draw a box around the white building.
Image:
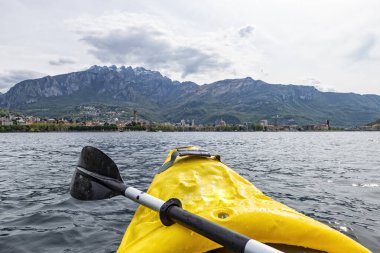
[16,118,26,125]
[0,117,13,126]
[260,119,268,126]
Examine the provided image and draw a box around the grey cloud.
[81,27,230,77]
[49,57,76,66]
[174,47,230,78]
[350,35,377,61]
[0,81,12,90]
[239,25,254,38]
[298,77,336,92]
[0,70,44,90]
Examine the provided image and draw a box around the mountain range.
[1,65,380,127]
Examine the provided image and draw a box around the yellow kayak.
[118,147,371,253]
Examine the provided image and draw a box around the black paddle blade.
[70,146,126,200]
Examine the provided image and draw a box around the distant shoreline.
[1,129,378,133]
[1,122,377,133]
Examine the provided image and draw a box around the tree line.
[0,122,266,132]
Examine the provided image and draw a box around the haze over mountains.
[1,65,380,127]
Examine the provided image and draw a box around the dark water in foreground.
[0,132,379,252]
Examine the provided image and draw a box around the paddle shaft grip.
[125,187,165,211]
[167,205,283,253]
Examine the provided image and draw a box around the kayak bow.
[117,146,371,253]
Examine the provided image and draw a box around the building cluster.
[0,110,148,128]
[0,113,331,131]
[0,115,42,126]
[258,119,331,131]
[2,110,378,131]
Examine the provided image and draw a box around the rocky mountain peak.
[87,65,163,78]
[88,65,128,74]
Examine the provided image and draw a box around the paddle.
[70,146,283,253]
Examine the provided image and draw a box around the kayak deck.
[117,147,371,253]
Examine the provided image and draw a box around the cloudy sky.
[0,0,379,94]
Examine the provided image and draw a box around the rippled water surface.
[0,132,379,252]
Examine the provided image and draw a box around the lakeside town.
[1,109,379,132]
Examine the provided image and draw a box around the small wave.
[328,221,357,240]
[362,183,379,187]
[352,183,379,188]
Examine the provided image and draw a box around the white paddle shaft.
[125,187,165,211]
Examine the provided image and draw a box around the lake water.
[0,132,379,252]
